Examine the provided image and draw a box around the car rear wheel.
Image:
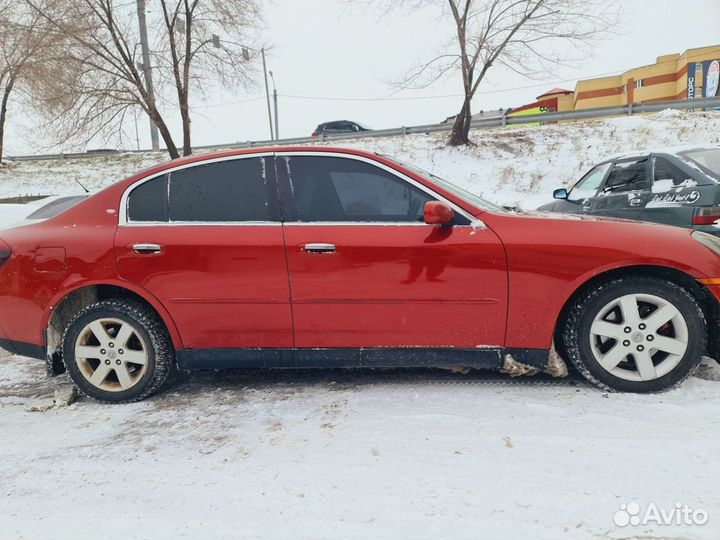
[62,299,174,403]
[563,277,705,392]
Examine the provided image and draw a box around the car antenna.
[75,178,90,193]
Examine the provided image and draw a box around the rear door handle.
[303,243,336,254]
[132,243,162,254]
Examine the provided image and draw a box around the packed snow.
[1,350,719,540]
[1,111,720,539]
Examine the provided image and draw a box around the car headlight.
[692,230,720,256]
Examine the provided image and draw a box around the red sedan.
[1,147,719,402]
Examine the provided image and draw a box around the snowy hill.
[1,109,719,209]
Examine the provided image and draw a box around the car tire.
[62,299,174,403]
[563,277,705,393]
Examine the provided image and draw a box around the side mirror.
[553,188,568,200]
[424,201,454,225]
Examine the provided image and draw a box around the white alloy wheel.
[589,293,689,382]
[74,318,149,392]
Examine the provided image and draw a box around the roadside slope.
[1,109,718,208]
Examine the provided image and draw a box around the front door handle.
[303,243,336,254]
[132,243,162,254]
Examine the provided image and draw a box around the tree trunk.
[449,98,471,146]
[180,94,191,157]
[149,109,179,159]
[0,75,16,163]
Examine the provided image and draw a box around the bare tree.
[156,0,261,156]
[372,0,620,146]
[27,0,262,158]
[0,2,57,161]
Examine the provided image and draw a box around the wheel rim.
[589,293,689,382]
[74,318,149,392]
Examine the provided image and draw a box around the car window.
[169,159,268,222]
[286,156,435,222]
[386,157,506,214]
[603,159,649,193]
[678,148,720,181]
[128,174,169,222]
[127,158,269,223]
[26,196,87,220]
[568,163,611,201]
[653,157,694,187]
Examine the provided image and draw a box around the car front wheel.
[62,299,174,403]
[563,277,706,392]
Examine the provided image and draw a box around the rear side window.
[285,156,435,222]
[128,175,168,222]
[604,159,649,192]
[653,157,694,187]
[169,159,268,222]
[127,158,269,223]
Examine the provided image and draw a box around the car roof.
[600,143,720,163]
[118,146,389,186]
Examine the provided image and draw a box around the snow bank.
[1,110,719,210]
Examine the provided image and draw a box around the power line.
[192,55,695,108]
[274,67,642,102]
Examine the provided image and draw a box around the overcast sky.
[5,0,720,155]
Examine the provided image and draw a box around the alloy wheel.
[74,318,149,392]
[589,293,689,382]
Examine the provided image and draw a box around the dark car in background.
[311,120,371,137]
[538,146,720,234]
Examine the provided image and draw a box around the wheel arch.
[44,281,183,372]
[554,264,720,359]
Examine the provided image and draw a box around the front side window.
[286,156,435,222]
[126,158,269,223]
[568,163,611,201]
[603,159,649,193]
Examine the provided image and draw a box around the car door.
[277,153,508,349]
[591,157,651,220]
[555,163,611,214]
[114,154,293,350]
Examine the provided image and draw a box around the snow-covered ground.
[2,109,719,209]
[2,111,720,539]
[1,350,719,540]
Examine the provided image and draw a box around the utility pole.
[136,0,160,151]
[270,71,279,139]
[133,107,141,151]
[261,48,274,140]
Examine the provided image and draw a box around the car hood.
[512,209,650,225]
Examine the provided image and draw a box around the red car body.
[1,146,720,374]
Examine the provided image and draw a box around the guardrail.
[7,96,720,162]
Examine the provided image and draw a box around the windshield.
[382,155,507,213]
[678,148,720,181]
[26,196,87,220]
